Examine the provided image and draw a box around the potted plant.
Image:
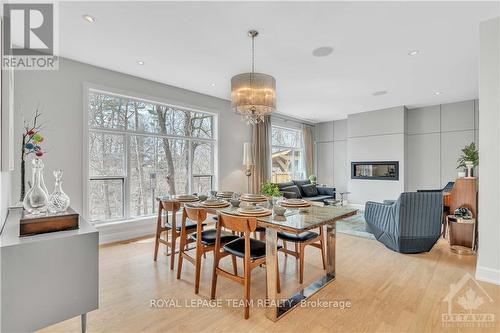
[309,174,317,185]
[261,181,282,206]
[457,142,479,177]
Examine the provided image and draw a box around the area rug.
[336,211,375,240]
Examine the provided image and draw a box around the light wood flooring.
[39,234,500,333]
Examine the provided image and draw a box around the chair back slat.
[184,204,207,223]
[218,213,257,233]
[161,200,181,212]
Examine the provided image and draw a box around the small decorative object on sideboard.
[20,207,79,237]
[23,158,49,215]
[446,214,476,255]
[48,169,71,213]
[453,207,473,219]
[457,142,478,177]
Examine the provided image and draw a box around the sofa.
[274,180,335,203]
[364,192,443,253]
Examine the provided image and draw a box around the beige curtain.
[302,125,314,177]
[251,116,271,193]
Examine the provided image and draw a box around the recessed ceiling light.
[137,60,145,65]
[312,46,334,57]
[82,15,96,23]
[434,91,442,96]
[408,49,420,56]
[211,83,216,87]
[373,91,388,96]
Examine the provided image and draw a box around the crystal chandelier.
[231,30,276,124]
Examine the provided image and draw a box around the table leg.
[265,228,279,321]
[81,313,87,333]
[265,222,337,321]
[326,223,336,277]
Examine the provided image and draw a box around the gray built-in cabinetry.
[0,208,99,332]
[315,99,478,203]
[406,100,478,191]
[315,120,348,192]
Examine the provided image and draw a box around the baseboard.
[475,265,500,285]
[97,216,157,244]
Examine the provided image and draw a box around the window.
[87,89,216,222]
[271,126,304,183]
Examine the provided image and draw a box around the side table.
[446,215,476,255]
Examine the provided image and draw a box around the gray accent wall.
[315,122,334,185]
[333,120,347,193]
[347,107,406,205]
[315,99,479,205]
[314,120,347,192]
[405,100,478,191]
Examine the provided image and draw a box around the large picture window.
[271,125,304,183]
[86,89,216,222]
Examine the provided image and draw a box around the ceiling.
[57,1,498,122]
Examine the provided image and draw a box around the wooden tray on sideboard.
[20,207,79,237]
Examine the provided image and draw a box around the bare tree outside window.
[271,126,304,183]
[88,90,215,222]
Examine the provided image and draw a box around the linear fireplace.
[351,161,399,180]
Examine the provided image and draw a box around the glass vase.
[48,169,71,213]
[23,158,48,214]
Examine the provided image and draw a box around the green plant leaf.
[457,142,479,169]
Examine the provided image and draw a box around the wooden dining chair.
[278,226,326,284]
[177,205,238,294]
[211,213,281,319]
[154,200,180,269]
[154,200,205,270]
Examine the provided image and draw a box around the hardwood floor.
[39,234,500,333]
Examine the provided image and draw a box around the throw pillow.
[293,179,311,197]
[302,184,319,197]
[277,181,295,190]
[281,185,302,199]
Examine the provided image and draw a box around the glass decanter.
[23,158,49,214]
[48,169,71,213]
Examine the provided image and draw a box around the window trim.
[83,83,218,223]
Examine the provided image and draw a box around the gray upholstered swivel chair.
[364,192,443,253]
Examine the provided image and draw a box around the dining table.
[195,202,358,321]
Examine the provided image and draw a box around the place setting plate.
[236,206,272,217]
[173,194,199,202]
[240,193,268,202]
[280,199,311,208]
[217,191,234,199]
[199,199,230,208]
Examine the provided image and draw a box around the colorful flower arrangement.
[20,109,45,201]
[24,130,44,157]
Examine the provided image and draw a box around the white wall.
[13,58,251,241]
[405,100,479,191]
[476,17,500,285]
[347,106,406,205]
[1,57,13,227]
